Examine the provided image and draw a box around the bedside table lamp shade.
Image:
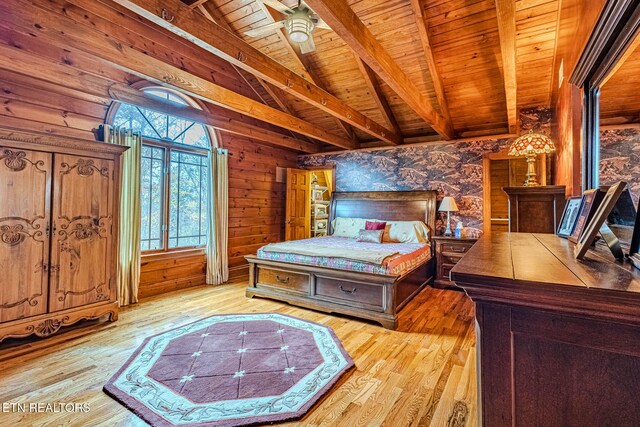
[508,130,556,187]
[438,196,459,236]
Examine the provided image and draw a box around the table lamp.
[508,130,556,186]
[438,196,459,237]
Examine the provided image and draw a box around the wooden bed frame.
[245,191,437,329]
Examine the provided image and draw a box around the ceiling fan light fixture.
[286,11,313,43]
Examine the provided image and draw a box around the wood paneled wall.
[223,133,298,279]
[0,69,108,140]
[551,0,607,196]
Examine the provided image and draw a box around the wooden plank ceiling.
[181,0,561,144]
[2,0,563,150]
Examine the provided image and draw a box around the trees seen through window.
[112,88,212,252]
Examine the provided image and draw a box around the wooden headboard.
[328,191,438,236]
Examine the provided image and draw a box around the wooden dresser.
[0,128,126,342]
[432,236,477,288]
[452,232,640,426]
[503,185,566,233]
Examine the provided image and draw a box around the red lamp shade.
[508,131,556,157]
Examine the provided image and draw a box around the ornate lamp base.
[524,153,539,187]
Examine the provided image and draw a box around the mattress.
[256,236,431,276]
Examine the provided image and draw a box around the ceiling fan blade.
[261,0,295,15]
[244,20,285,38]
[299,35,316,54]
[314,18,331,30]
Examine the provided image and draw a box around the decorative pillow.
[356,229,384,244]
[332,217,371,238]
[365,220,387,230]
[382,220,431,243]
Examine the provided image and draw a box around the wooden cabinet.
[49,154,116,312]
[452,233,640,426]
[503,185,566,233]
[0,128,126,342]
[0,148,51,322]
[433,236,477,288]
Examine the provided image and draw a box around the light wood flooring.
[0,282,477,426]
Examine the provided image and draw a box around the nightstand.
[433,236,478,288]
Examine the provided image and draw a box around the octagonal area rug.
[104,313,354,427]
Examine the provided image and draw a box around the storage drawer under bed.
[256,267,310,294]
[314,276,384,311]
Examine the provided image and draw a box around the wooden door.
[285,168,310,241]
[0,147,51,322]
[49,154,116,312]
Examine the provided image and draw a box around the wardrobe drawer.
[315,277,383,310]
[256,267,310,294]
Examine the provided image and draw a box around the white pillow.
[331,217,375,238]
[382,220,430,243]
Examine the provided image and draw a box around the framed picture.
[575,182,627,260]
[607,188,637,226]
[568,188,606,244]
[312,189,325,201]
[557,196,582,238]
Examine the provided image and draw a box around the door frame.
[285,168,311,241]
[301,163,337,194]
[482,152,547,234]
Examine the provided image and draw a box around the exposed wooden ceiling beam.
[4,0,355,150]
[111,0,400,145]
[203,0,299,117]
[353,55,401,135]
[304,0,454,139]
[409,0,451,124]
[600,35,640,88]
[251,2,360,145]
[0,35,317,153]
[195,3,314,144]
[108,84,317,152]
[494,0,518,134]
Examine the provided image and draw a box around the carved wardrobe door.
[0,147,51,322]
[49,154,116,312]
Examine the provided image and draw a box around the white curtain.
[104,125,142,306]
[206,148,229,285]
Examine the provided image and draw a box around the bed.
[245,191,437,329]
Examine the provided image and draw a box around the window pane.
[182,123,210,148]
[113,103,145,134]
[113,88,212,148]
[167,115,196,143]
[169,151,209,249]
[140,145,165,251]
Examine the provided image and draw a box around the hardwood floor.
[0,282,477,427]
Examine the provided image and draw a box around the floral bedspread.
[257,236,431,276]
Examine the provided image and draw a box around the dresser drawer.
[441,253,464,266]
[315,277,383,311]
[256,267,310,294]
[440,243,473,254]
[439,263,456,282]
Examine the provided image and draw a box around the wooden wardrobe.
[0,127,126,342]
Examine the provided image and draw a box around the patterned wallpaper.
[299,108,552,238]
[600,128,640,207]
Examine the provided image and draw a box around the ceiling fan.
[244,0,331,54]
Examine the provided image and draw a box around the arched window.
[111,87,214,252]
